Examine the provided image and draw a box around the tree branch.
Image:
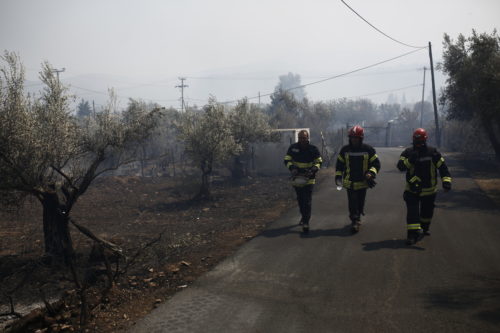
[92,152,169,180]
[69,218,124,259]
[92,157,138,179]
[50,165,78,192]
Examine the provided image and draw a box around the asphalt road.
[131,147,500,333]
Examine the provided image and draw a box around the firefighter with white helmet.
[284,130,323,233]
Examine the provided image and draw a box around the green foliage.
[440,30,500,156]
[0,52,79,200]
[229,98,272,150]
[441,30,500,121]
[77,99,92,118]
[178,97,240,172]
[268,88,302,128]
[0,51,161,208]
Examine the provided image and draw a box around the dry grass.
[474,179,500,206]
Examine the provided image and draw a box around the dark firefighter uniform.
[335,144,381,225]
[284,142,323,226]
[397,145,452,239]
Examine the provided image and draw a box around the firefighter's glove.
[365,171,375,180]
[367,178,377,188]
[409,181,422,194]
[306,166,319,178]
[442,181,451,192]
[290,166,299,177]
[335,176,342,186]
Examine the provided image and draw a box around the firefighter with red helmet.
[397,128,452,245]
[335,125,381,233]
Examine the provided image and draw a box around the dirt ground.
[454,152,500,206]
[0,169,335,332]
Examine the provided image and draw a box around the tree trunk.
[197,160,213,200]
[140,146,145,177]
[198,171,211,200]
[42,192,74,260]
[231,156,245,180]
[482,118,500,160]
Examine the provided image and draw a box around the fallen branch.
[69,218,125,259]
[39,290,57,317]
[4,299,64,333]
[0,294,21,318]
[119,228,167,276]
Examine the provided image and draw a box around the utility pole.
[175,77,188,112]
[258,91,261,106]
[51,67,65,84]
[420,66,427,127]
[428,42,440,147]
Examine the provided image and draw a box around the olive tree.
[228,98,272,179]
[440,30,500,158]
[178,98,240,199]
[0,51,161,259]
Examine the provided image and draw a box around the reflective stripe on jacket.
[397,145,451,196]
[284,143,322,187]
[335,143,380,190]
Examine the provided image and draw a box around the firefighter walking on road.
[335,126,381,233]
[397,128,452,245]
[284,130,323,233]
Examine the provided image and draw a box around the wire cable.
[221,47,426,104]
[340,0,427,49]
[341,83,422,99]
[186,68,420,81]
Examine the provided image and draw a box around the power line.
[113,78,178,91]
[71,85,110,95]
[221,47,426,104]
[70,85,179,102]
[342,83,422,99]
[340,0,427,49]
[186,68,421,81]
[0,81,45,91]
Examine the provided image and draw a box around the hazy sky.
[1,0,499,108]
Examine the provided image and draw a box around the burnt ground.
[0,169,335,332]
[448,152,500,205]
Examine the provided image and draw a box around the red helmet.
[413,128,428,142]
[348,125,364,138]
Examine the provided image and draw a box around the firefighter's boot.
[421,223,431,236]
[406,230,424,245]
[351,220,361,233]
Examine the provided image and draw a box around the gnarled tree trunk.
[230,156,246,180]
[42,191,74,260]
[197,161,212,200]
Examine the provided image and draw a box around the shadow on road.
[436,188,499,212]
[361,239,425,251]
[423,275,500,325]
[260,224,354,239]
